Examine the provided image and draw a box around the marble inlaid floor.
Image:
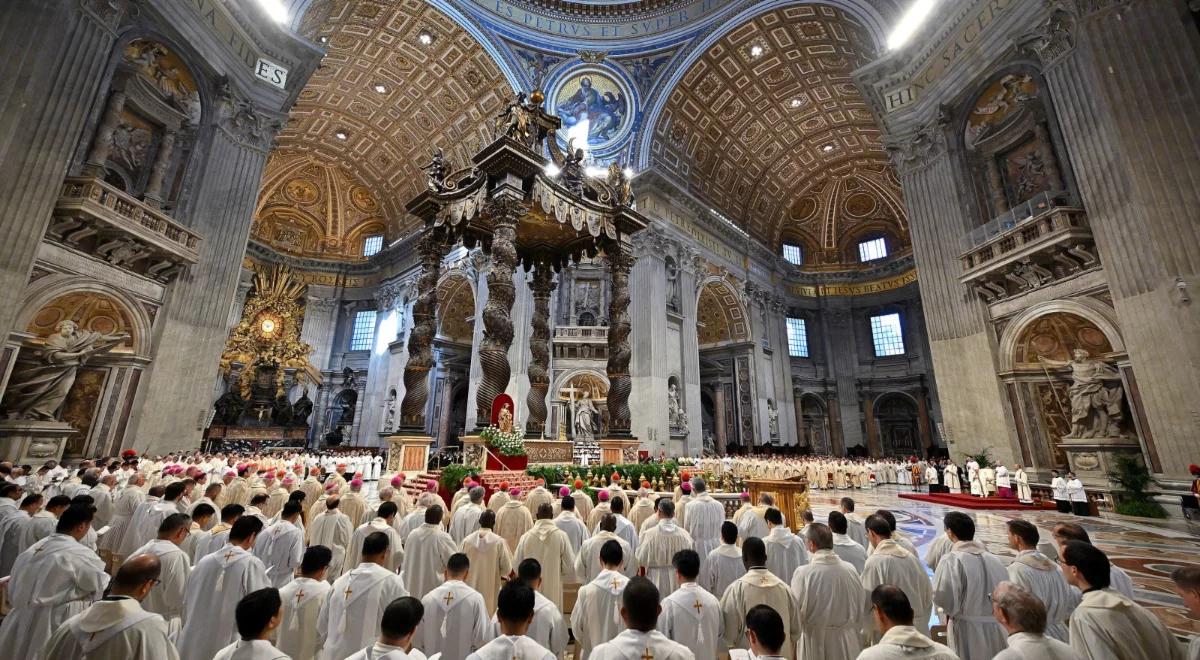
[806,485,1200,638]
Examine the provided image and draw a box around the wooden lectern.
[747,477,811,533]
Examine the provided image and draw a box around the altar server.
[683,477,724,563]
[465,581,557,660]
[346,500,405,573]
[719,537,799,660]
[861,514,932,639]
[0,504,110,660]
[789,523,864,660]
[573,540,632,660]
[857,586,960,660]
[1061,540,1182,660]
[255,500,305,587]
[658,549,721,660]
[417,553,491,660]
[762,507,807,583]
[514,502,576,611]
[39,554,178,660]
[702,521,745,599]
[637,499,694,597]
[589,577,696,660]
[308,497,353,581]
[1005,519,1077,642]
[177,516,269,660]
[277,546,333,660]
[461,510,513,615]
[127,512,192,635]
[404,505,458,598]
[932,512,1008,660]
[317,531,410,660]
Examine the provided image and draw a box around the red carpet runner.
[897,491,1056,511]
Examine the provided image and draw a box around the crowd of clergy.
[0,452,1194,660]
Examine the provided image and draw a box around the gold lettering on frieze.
[788,269,916,298]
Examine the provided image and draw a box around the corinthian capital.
[885,110,950,176]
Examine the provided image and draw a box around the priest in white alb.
[465,581,557,660]
[345,500,405,573]
[404,505,459,598]
[861,513,933,639]
[449,486,487,544]
[682,477,725,565]
[578,513,635,581]
[857,585,960,660]
[127,512,192,636]
[572,540,631,660]
[762,507,807,583]
[177,516,270,660]
[317,530,411,660]
[553,492,590,552]
[417,553,492,660]
[308,496,354,581]
[719,537,800,660]
[702,521,745,599]
[588,577,696,660]
[636,499,694,597]
[255,500,305,588]
[932,512,1008,660]
[658,549,722,660]
[1004,519,1077,642]
[40,554,179,660]
[503,558,570,658]
[460,509,513,615]
[0,504,110,660]
[277,546,333,660]
[514,502,576,611]
[788,523,865,660]
[497,488,534,553]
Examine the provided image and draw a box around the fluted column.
[475,198,522,424]
[143,129,177,207]
[0,0,129,340]
[525,266,555,436]
[398,232,444,431]
[83,79,127,175]
[606,241,635,436]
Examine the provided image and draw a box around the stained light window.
[782,243,803,265]
[363,235,384,257]
[870,313,905,356]
[786,318,809,357]
[858,237,888,262]
[349,310,376,351]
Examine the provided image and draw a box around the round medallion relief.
[790,197,818,221]
[350,185,379,213]
[1077,327,1109,351]
[1030,333,1060,356]
[283,178,320,205]
[844,192,878,217]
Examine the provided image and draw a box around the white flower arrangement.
[480,425,526,457]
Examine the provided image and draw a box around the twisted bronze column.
[606,244,634,436]
[398,231,444,431]
[476,198,523,424]
[525,266,555,437]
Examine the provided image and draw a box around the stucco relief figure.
[498,402,514,434]
[573,391,597,442]
[767,399,780,439]
[1039,349,1125,438]
[2,321,128,421]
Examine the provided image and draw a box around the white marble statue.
[767,399,780,439]
[2,320,128,420]
[574,391,597,443]
[1039,349,1125,438]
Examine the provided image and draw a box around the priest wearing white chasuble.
[417,553,491,660]
[0,504,110,660]
[309,497,354,581]
[255,501,306,588]
[466,581,557,660]
[277,546,334,660]
[177,516,271,660]
[127,512,193,635]
[573,540,632,660]
[344,595,428,660]
[682,478,725,564]
[579,514,636,581]
[460,510,513,615]
[1005,519,1078,642]
[990,581,1083,660]
[497,492,535,553]
[856,585,960,660]
[497,559,570,657]
[657,550,722,660]
[761,508,807,583]
[347,501,406,574]
[719,538,800,660]
[861,514,933,638]
[828,512,867,573]
[589,577,696,660]
[211,586,290,660]
[702,522,745,599]
[449,487,487,544]
[931,512,1008,660]
[318,531,411,660]
[40,554,178,660]
[1060,540,1183,660]
[405,505,459,598]
[636,499,694,597]
[788,524,865,660]
[514,503,576,611]
[553,494,590,552]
